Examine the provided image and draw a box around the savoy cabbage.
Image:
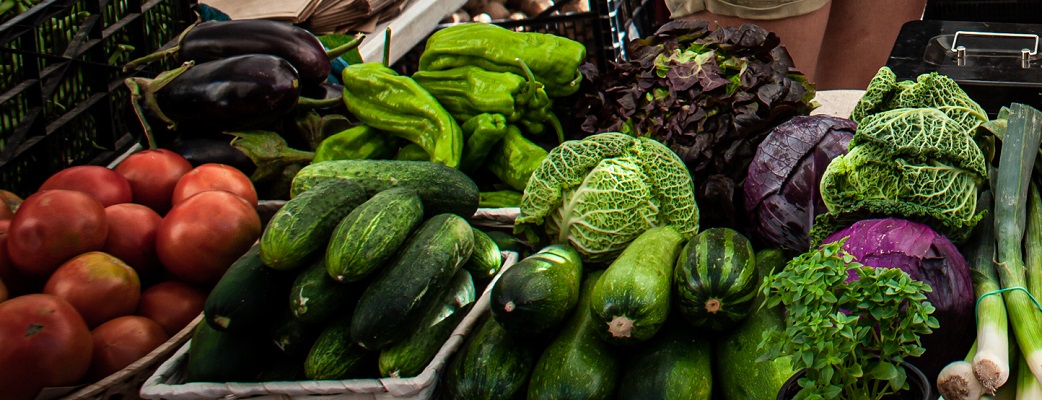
[515,132,700,265]
[850,67,988,132]
[814,107,987,244]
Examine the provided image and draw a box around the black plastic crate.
[924,0,1042,24]
[393,0,660,75]
[0,0,193,197]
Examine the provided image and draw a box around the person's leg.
[814,0,926,89]
[676,2,832,82]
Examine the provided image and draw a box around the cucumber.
[589,226,686,345]
[304,314,373,380]
[463,228,503,283]
[260,178,368,270]
[288,256,364,324]
[616,321,713,400]
[291,160,480,218]
[674,227,759,331]
[716,305,796,400]
[527,270,621,400]
[485,230,529,258]
[378,270,476,378]
[350,213,475,350]
[203,244,295,333]
[491,244,582,337]
[325,187,424,282]
[185,319,276,382]
[271,309,323,358]
[442,315,540,400]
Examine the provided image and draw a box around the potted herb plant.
[759,239,940,400]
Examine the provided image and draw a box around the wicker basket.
[139,252,520,400]
[32,314,202,400]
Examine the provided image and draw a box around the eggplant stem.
[296,96,343,109]
[326,33,365,60]
[122,19,200,72]
[382,27,392,67]
[124,77,158,149]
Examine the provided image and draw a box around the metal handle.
[951,30,1039,62]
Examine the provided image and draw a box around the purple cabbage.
[823,218,975,383]
[744,115,856,252]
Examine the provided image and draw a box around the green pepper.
[340,62,463,168]
[313,124,397,162]
[395,143,430,161]
[412,66,547,123]
[488,125,549,191]
[418,23,587,97]
[461,113,509,171]
[479,190,523,208]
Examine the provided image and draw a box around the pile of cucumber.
[184,160,509,382]
[440,226,798,400]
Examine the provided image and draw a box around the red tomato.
[87,315,169,381]
[114,149,193,215]
[0,294,92,400]
[0,222,39,298]
[137,281,207,336]
[103,203,163,281]
[171,163,258,208]
[38,166,132,207]
[7,190,108,278]
[0,202,11,220]
[43,251,141,328]
[156,190,261,286]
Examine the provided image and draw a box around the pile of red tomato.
[0,149,262,400]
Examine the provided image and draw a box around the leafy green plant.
[759,239,939,400]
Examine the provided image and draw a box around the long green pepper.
[313,124,397,163]
[460,113,508,171]
[340,62,463,168]
[412,66,547,123]
[488,125,549,191]
[418,23,587,97]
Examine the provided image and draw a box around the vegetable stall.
[0,1,1039,400]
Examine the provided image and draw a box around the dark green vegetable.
[491,244,583,337]
[527,270,621,400]
[464,228,503,283]
[313,124,397,162]
[271,309,323,358]
[378,270,476,378]
[186,319,276,382]
[442,315,540,400]
[486,230,529,258]
[340,62,463,168]
[203,245,295,333]
[419,23,587,97]
[715,304,795,400]
[674,227,759,331]
[325,187,425,283]
[590,226,685,345]
[488,125,548,191]
[479,190,523,208]
[291,159,480,218]
[304,314,372,380]
[288,257,363,324]
[617,322,713,400]
[260,178,368,270]
[350,213,475,350]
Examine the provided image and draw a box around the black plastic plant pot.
[777,362,931,400]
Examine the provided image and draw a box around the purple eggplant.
[124,19,362,88]
[126,54,302,141]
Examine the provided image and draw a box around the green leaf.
[869,362,898,381]
[228,130,315,182]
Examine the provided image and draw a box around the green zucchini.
[260,178,368,270]
[491,244,582,337]
[442,315,540,400]
[674,227,759,331]
[350,213,475,350]
[589,226,685,345]
[290,160,480,218]
[616,321,713,400]
[185,319,276,382]
[378,269,476,378]
[288,256,364,324]
[527,270,621,400]
[716,304,796,400]
[325,187,424,283]
[203,244,295,333]
[304,314,373,380]
[463,228,503,283]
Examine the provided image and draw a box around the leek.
[966,189,1010,391]
[993,103,1042,384]
[1019,183,1042,396]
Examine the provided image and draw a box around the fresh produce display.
[574,20,816,230]
[514,132,700,265]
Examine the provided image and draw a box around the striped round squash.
[673,227,758,331]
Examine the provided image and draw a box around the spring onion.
[993,103,1042,385]
[966,190,1009,392]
